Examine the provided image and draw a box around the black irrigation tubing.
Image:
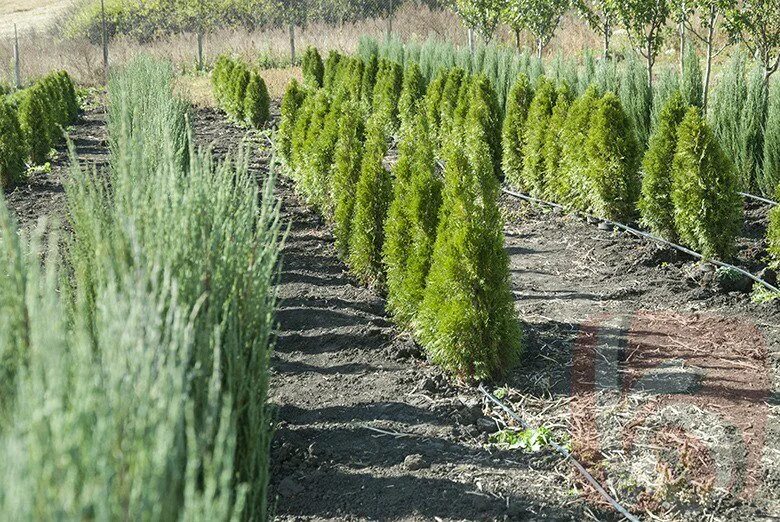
[478,385,641,522]
[501,187,780,294]
[739,192,779,206]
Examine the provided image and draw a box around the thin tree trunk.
[289,24,296,65]
[197,30,204,71]
[647,41,654,92]
[515,28,521,49]
[537,38,543,60]
[703,21,714,113]
[468,28,475,57]
[386,0,394,40]
[603,20,610,60]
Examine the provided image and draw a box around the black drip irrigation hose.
[478,385,641,522]
[501,187,780,294]
[739,192,779,206]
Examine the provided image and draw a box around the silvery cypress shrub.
[639,91,688,240]
[519,76,557,195]
[556,85,601,206]
[277,78,306,165]
[244,72,270,129]
[681,42,703,109]
[650,67,680,136]
[763,82,780,196]
[416,98,521,380]
[349,114,392,287]
[331,101,366,258]
[0,99,26,187]
[584,93,641,221]
[541,84,573,200]
[398,62,426,132]
[619,52,652,149]
[710,52,749,189]
[302,46,324,88]
[672,107,742,258]
[502,73,533,185]
[738,65,767,192]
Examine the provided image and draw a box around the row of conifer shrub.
[0,71,79,188]
[212,55,271,129]
[278,47,521,381]
[502,74,742,260]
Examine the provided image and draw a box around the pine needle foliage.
[244,72,271,129]
[417,103,521,381]
[349,114,392,287]
[519,76,557,195]
[502,73,533,185]
[583,93,641,221]
[0,99,27,188]
[332,101,367,258]
[302,46,324,88]
[672,107,742,258]
[639,91,688,240]
[619,52,652,149]
[466,75,503,178]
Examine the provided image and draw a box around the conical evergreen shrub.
[289,93,316,175]
[331,101,366,257]
[302,46,324,88]
[0,99,27,187]
[349,115,392,287]
[361,53,379,107]
[555,85,600,206]
[584,93,641,221]
[229,63,251,120]
[18,86,52,165]
[639,91,688,240]
[57,71,79,122]
[278,79,306,165]
[502,73,533,185]
[398,62,426,132]
[424,69,448,148]
[417,103,522,380]
[519,76,556,195]
[438,67,466,144]
[297,91,332,202]
[681,42,703,108]
[305,94,342,214]
[463,75,502,178]
[244,72,271,129]
[323,50,342,90]
[372,60,403,133]
[541,85,573,200]
[671,107,742,258]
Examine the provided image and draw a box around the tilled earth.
[6,101,779,521]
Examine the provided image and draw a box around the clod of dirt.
[458,397,483,425]
[476,418,499,434]
[402,454,430,471]
[277,477,304,497]
[419,377,438,393]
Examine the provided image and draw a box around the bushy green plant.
[361,53,379,107]
[764,82,780,196]
[228,62,251,120]
[57,70,79,122]
[296,90,332,205]
[244,71,271,129]
[554,85,600,205]
[17,86,52,165]
[0,99,27,188]
[584,93,641,221]
[464,75,502,178]
[438,67,466,144]
[650,66,681,135]
[302,46,324,88]
[331,101,366,258]
[619,52,652,149]
[289,93,315,175]
[398,62,426,132]
[349,115,392,287]
[519,76,556,194]
[372,60,403,133]
[417,103,521,380]
[277,78,306,164]
[681,42,703,108]
[323,50,342,90]
[639,91,688,239]
[541,85,573,200]
[502,73,533,184]
[424,69,448,147]
[672,107,742,258]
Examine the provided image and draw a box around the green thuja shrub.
[519,76,556,195]
[424,69,448,147]
[307,94,343,214]
[438,67,466,144]
[556,85,601,206]
[289,93,316,175]
[541,85,573,200]
[361,53,379,107]
[18,86,52,165]
[393,114,442,326]
[277,79,306,165]
[297,90,332,203]
[57,71,79,122]
[764,82,780,196]
[464,75,502,177]
[398,62,426,132]
[332,101,366,257]
[619,52,652,149]
[417,103,521,380]
[302,46,324,88]
[672,107,742,258]
[323,50,342,90]
[244,72,270,129]
[0,99,27,187]
[349,115,392,287]
[228,62,250,120]
[372,60,403,133]
[502,73,533,185]
[639,91,688,240]
[584,93,641,221]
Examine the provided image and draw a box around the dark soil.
[7,102,778,521]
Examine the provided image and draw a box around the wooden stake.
[13,24,21,89]
[101,0,109,82]
[289,24,296,65]
[197,30,204,71]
